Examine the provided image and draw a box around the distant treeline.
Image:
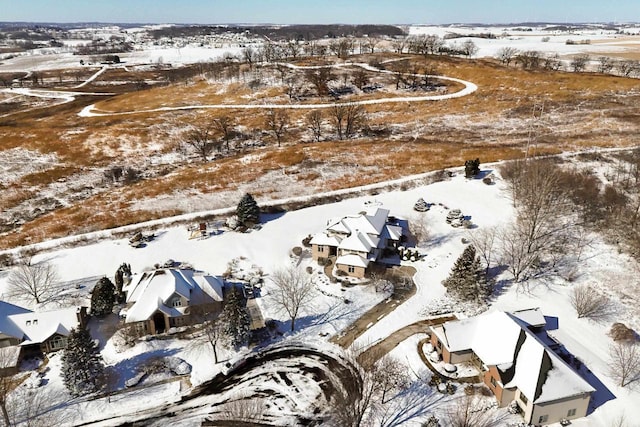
[150,24,405,41]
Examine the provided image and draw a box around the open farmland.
[1,52,639,250]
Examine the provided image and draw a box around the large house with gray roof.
[429,309,595,425]
[121,268,224,335]
[310,206,404,278]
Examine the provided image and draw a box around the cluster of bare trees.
[183,115,239,161]
[497,159,576,283]
[328,353,438,427]
[497,47,640,76]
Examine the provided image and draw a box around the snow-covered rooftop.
[336,254,370,268]
[434,310,595,404]
[6,306,84,345]
[123,268,224,323]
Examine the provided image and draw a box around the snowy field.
[1,24,638,74]
[1,163,639,425]
[408,25,637,58]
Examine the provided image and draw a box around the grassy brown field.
[1,54,639,250]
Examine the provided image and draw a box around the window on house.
[490,377,497,387]
[520,393,528,405]
[538,415,548,423]
[318,245,324,253]
[33,319,38,325]
[348,265,355,273]
[436,341,442,349]
[26,320,31,326]
[172,299,182,307]
[567,408,577,417]
[49,335,66,350]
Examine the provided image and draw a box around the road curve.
[78,61,478,117]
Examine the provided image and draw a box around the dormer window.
[26,320,31,326]
[172,299,182,307]
[33,319,38,325]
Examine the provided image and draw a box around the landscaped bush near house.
[292,246,303,256]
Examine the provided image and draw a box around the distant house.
[0,300,88,374]
[121,268,224,335]
[429,309,595,425]
[310,206,404,278]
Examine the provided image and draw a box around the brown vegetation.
[1,54,639,250]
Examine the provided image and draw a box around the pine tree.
[90,277,115,316]
[61,328,104,397]
[220,286,251,348]
[114,263,131,303]
[442,245,490,302]
[464,158,481,178]
[236,193,260,226]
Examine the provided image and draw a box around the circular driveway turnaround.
[77,61,478,117]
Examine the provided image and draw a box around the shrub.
[610,323,637,342]
[292,246,303,257]
[302,235,313,247]
[570,284,613,320]
[305,266,313,274]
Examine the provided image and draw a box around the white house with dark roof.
[121,268,224,334]
[310,206,404,278]
[429,309,595,425]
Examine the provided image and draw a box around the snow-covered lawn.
[1,166,639,425]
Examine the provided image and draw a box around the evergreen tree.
[220,286,251,348]
[90,277,115,316]
[114,263,131,303]
[236,193,260,226]
[464,158,481,178]
[61,328,105,397]
[442,245,490,302]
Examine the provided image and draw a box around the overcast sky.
[0,0,638,24]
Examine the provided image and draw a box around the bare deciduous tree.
[202,316,226,364]
[571,53,591,73]
[330,351,437,427]
[306,110,324,142]
[264,108,290,147]
[409,214,430,247]
[351,69,369,90]
[268,266,316,331]
[461,40,478,58]
[443,395,500,427]
[570,285,613,320]
[184,122,218,162]
[7,262,58,304]
[598,56,615,74]
[330,104,367,140]
[212,115,235,152]
[305,67,334,97]
[496,47,519,66]
[498,159,573,283]
[609,342,640,387]
[467,226,497,275]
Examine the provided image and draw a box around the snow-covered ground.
[408,25,637,58]
[1,24,637,74]
[1,164,639,425]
